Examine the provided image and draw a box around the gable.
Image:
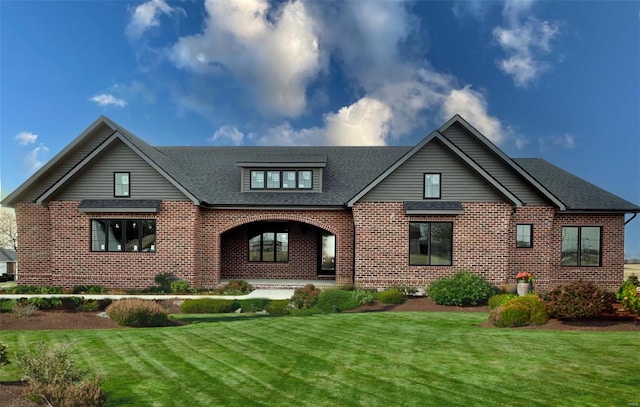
[441,121,550,206]
[360,138,505,202]
[52,139,187,201]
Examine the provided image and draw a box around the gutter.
[625,213,637,225]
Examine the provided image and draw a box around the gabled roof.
[515,158,640,212]
[0,248,17,263]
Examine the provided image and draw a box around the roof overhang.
[236,156,327,168]
[404,201,464,215]
[78,199,162,213]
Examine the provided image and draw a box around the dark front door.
[318,231,336,277]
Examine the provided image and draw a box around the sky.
[0,0,639,257]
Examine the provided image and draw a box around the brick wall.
[15,202,52,285]
[353,202,627,292]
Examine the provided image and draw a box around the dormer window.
[249,169,314,190]
[298,170,312,189]
[251,171,265,189]
[114,172,130,197]
[424,173,440,199]
[267,171,280,189]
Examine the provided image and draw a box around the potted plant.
[516,272,534,296]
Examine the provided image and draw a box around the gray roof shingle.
[514,158,640,212]
[0,248,17,262]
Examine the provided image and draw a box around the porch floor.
[221,279,337,290]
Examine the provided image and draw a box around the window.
[516,224,533,248]
[409,222,452,266]
[424,173,441,199]
[114,172,130,197]
[298,170,312,189]
[251,171,265,189]
[91,219,156,252]
[248,228,288,262]
[267,171,280,189]
[282,171,297,189]
[250,170,312,190]
[561,226,601,266]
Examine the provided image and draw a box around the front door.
[318,231,336,277]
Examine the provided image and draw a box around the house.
[0,248,17,281]
[2,115,639,292]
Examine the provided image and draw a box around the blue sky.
[1,0,639,257]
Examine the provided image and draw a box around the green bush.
[489,295,548,327]
[16,341,105,407]
[106,299,168,327]
[0,343,9,367]
[291,284,321,309]
[72,285,106,294]
[26,297,63,310]
[0,299,14,313]
[352,289,376,306]
[219,280,252,295]
[392,285,418,296]
[545,281,615,321]
[427,272,497,306]
[5,285,63,294]
[170,280,191,294]
[488,293,519,310]
[180,298,240,314]
[264,299,291,315]
[377,288,406,305]
[154,273,177,293]
[77,300,101,312]
[316,289,359,313]
[237,298,270,313]
[618,275,640,315]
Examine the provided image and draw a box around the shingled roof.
[514,158,640,212]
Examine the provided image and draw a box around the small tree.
[0,210,18,251]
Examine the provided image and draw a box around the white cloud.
[170,0,321,117]
[90,94,128,108]
[210,126,245,146]
[493,1,559,87]
[15,131,38,146]
[26,143,49,172]
[441,85,507,145]
[539,133,576,151]
[126,0,182,39]
[259,97,393,146]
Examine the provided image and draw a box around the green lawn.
[1,312,638,406]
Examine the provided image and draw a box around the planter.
[516,282,531,296]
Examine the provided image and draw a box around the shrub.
[106,299,168,327]
[26,296,63,310]
[5,286,63,294]
[377,288,406,305]
[618,275,640,315]
[392,285,418,296]
[352,289,376,306]
[0,343,9,367]
[316,289,359,313]
[0,299,14,313]
[264,300,290,315]
[170,280,191,294]
[154,273,177,293]
[77,300,101,312]
[489,295,548,327]
[488,293,519,310]
[427,272,497,306]
[219,280,252,295]
[237,298,269,313]
[16,341,104,407]
[545,281,615,321]
[72,285,106,294]
[291,284,321,309]
[13,302,37,317]
[180,298,240,314]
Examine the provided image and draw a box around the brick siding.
[14,200,626,292]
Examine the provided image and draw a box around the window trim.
[250,169,313,190]
[561,226,602,267]
[114,172,130,197]
[516,224,533,248]
[423,173,441,199]
[408,221,453,266]
[90,219,156,253]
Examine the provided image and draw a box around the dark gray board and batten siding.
[361,138,505,202]
[54,139,187,201]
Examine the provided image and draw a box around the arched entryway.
[220,220,337,282]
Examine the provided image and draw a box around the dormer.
[237,155,327,193]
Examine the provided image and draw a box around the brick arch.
[219,213,340,236]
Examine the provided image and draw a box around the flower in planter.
[516,272,534,283]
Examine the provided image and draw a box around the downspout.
[625,213,637,225]
[351,209,356,287]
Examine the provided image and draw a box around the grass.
[0,312,638,406]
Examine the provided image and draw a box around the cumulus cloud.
[493,0,559,87]
[126,0,182,39]
[210,125,245,146]
[15,131,38,146]
[25,143,50,172]
[170,0,321,117]
[90,94,128,108]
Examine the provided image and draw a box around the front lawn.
[1,312,637,406]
